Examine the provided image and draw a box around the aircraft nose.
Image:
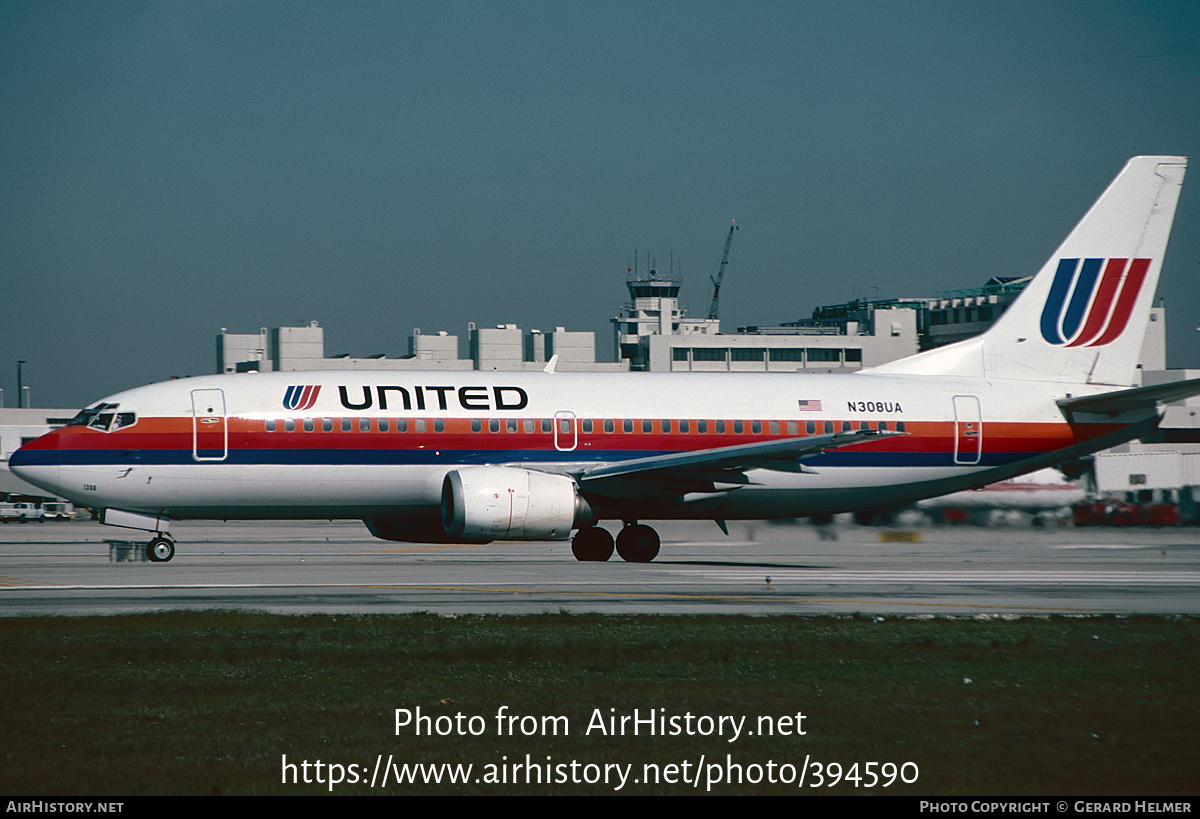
[9,433,63,493]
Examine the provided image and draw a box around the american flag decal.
[797,399,822,412]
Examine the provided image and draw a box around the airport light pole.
[17,360,25,409]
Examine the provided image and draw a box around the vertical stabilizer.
[869,156,1186,385]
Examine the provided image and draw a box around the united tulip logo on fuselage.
[1039,257,1151,346]
[283,385,322,411]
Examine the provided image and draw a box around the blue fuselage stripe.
[12,447,1036,469]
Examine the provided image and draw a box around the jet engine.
[441,467,589,540]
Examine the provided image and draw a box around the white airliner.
[12,156,1200,563]
[913,468,1087,524]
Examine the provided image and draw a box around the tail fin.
[870,156,1186,386]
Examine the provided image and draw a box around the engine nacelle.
[441,467,587,540]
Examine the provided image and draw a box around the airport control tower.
[612,266,719,369]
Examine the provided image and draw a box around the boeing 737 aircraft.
[12,156,1200,562]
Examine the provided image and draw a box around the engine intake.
[441,467,588,540]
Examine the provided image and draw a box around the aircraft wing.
[1057,376,1200,418]
[575,429,902,500]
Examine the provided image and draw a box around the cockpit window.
[67,404,110,427]
[66,403,135,432]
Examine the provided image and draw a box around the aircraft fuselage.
[11,369,1132,523]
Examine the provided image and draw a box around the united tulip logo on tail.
[1039,257,1151,346]
[283,385,321,411]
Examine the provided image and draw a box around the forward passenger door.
[192,389,228,461]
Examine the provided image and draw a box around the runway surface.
[1,518,1198,616]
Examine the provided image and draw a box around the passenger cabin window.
[360,418,370,433]
[660,419,671,433]
[752,421,762,434]
[715,421,726,434]
[322,418,333,432]
[642,419,652,433]
[266,419,277,432]
[734,421,744,434]
[623,420,633,433]
[472,419,481,432]
[380,419,390,432]
[542,419,552,433]
[697,420,708,433]
[507,419,518,433]
[824,421,833,434]
[582,419,593,433]
[679,420,690,433]
[342,418,352,432]
[303,418,314,432]
[604,419,614,433]
[415,419,426,433]
[285,419,296,432]
[489,419,500,432]
[806,421,815,435]
[525,419,535,433]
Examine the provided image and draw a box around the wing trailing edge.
[576,429,903,499]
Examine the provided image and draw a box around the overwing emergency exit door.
[553,411,578,451]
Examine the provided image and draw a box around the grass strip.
[0,612,1196,795]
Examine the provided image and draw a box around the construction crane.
[707,220,739,320]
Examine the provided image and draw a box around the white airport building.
[217,321,629,374]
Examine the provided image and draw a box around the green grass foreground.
[0,612,1196,795]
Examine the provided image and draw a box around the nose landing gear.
[146,535,176,562]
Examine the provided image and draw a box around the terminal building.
[217,321,628,375]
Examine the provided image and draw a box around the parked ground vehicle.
[0,502,44,522]
[41,502,76,520]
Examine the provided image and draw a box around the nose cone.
[9,431,63,496]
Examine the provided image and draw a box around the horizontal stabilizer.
[1057,377,1200,418]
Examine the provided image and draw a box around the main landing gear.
[571,522,661,563]
[571,526,613,561]
[146,535,176,562]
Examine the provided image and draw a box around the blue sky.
[3,1,1199,407]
